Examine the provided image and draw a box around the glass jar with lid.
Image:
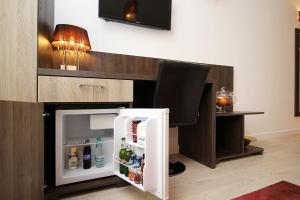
[216,87,236,113]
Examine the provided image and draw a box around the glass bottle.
[83,139,91,169]
[124,146,133,177]
[119,137,127,174]
[68,146,78,170]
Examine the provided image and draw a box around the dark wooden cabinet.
[216,115,244,159]
[0,101,44,200]
[216,112,264,162]
[179,107,264,169]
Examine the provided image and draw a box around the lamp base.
[60,65,77,71]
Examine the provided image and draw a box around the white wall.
[55,0,300,138]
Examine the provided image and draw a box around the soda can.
[129,154,136,166]
[135,155,143,168]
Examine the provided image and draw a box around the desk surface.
[38,68,156,81]
[38,66,232,89]
[216,111,264,117]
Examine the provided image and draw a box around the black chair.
[153,60,210,176]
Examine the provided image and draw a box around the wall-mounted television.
[98,0,172,30]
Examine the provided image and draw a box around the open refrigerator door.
[113,109,169,200]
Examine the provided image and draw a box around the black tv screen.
[99,0,172,30]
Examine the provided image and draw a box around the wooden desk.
[33,58,262,200]
[38,58,261,168]
[38,66,262,170]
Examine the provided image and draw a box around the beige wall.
[56,0,300,145]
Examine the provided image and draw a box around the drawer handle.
[78,84,104,88]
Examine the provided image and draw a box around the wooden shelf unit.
[216,112,264,163]
[179,83,264,169]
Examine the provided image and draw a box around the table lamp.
[52,24,91,70]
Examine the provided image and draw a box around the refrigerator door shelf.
[113,159,145,191]
[114,170,145,192]
[126,140,145,149]
[113,109,169,200]
[113,117,154,192]
[114,159,143,175]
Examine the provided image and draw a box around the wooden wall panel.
[49,50,161,80]
[38,0,54,69]
[207,65,234,91]
[0,101,44,200]
[179,83,216,168]
[45,50,233,89]
[0,0,38,102]
[0,102,14,199]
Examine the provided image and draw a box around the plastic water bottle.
[95,136,104,168]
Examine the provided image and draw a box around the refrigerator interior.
[56,109,118,186]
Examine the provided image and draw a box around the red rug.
[232,181,300,200]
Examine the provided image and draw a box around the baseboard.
[250,128,300,140]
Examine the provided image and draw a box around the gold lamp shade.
[52,24,91,51]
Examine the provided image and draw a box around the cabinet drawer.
[38,76,133,102]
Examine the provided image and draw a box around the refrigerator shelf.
[126,140,145,149]
[64,136,114,147]
[114,159,143,175]
[114,171,145,191]
[61,162,114,184]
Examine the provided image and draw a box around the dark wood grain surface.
[47,50,160,80]
[39,50,233,87]
[179,83,216,168]
[217,145,263,162]
[216,116,244,158]
[216,111,264,117]
[295,29,300,116]
[38,68,157,80]
[38,0,54,69]
[0,101,44,200]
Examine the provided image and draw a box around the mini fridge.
[55,108,169,200]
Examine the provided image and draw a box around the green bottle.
[119,137,127,174]
[124,146,133,177]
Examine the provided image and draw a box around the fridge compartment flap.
[90,114,117,130]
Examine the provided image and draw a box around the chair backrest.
[153,60,210,127]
